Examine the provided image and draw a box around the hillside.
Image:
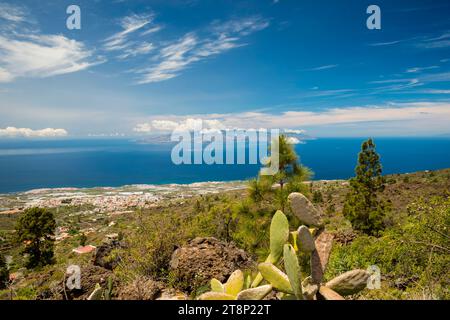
[0,169,449,300]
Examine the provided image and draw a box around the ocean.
[0,138,449,193]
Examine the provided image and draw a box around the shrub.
[327,196,450,299]
[16,207,56,269]
[0,253,9,289]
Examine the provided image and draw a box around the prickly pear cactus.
[297,225,315,253]
[223,270,244,296]
[325,269,370,296]
[252,210,289,288]
[202,193,373,300]
[198,270,273,300]
[283,244,303,299]
[269,210,290,262]
[318,286,345,300]
[258,262,293,294]
[236,285,273,300]
[210,278,224,293]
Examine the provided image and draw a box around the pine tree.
[250,135,312,210]
[0,253,8,289]
[343,138,387,235]
[16,207,56,268]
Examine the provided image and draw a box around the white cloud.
[286,137,301,144]
[133,102,450,134]
[369,40,402,47]
[0,3,26,23]
[104,13,154,51]
[141,25,163,36]
[369,31,450,49]
[369,78,422,92]
[133,123,153,133]
[368,71,450,93]
[299,89,354,98]
[283,129,305,134]
[412,89,450,94]
[418,31,450,49]
[405,66,439,73]
[211,16,270,36]
[0,3,102,83]
[305,64,339,71]
[137,33,198,83]
[137,16,269,84]
[117,42,155,59]
[0,127,68,138]
[103,13,160,59]
[134,118,225,133]
[0,34,103,82]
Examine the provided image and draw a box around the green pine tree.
[0,253,8,289]
[16,207,56,269]
[343,138,388,236]
[250,135,312,210]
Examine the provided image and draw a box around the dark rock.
[169,237,255,291]
[62,265,114,300]
[93,239,124,270]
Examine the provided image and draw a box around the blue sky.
[0,0,449,138]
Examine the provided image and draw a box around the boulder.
[325,269,369,296]
[169,237,255,291]
[310,231,334,283]
[63,265,113,300]
[93,239,124,270]
[288,193,322,227]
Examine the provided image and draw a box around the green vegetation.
[0,253,8,289]
[15,207,56,269]
[343,138,389,236]
[250,135,312,210]
[327,196,450,299]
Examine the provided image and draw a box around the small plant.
[78,233,87,246]
[104,276,113,300]
[87,284,103,300]
[312,191,323,204]
[87,277,114,300]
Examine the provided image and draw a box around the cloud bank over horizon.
[0,127,68,138]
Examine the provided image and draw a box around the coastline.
[0,180,248,215]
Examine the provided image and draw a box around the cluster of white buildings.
[24,192,161,213]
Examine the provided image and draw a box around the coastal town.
[0,181,246,217]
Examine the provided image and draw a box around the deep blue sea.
[0,138,449,193]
